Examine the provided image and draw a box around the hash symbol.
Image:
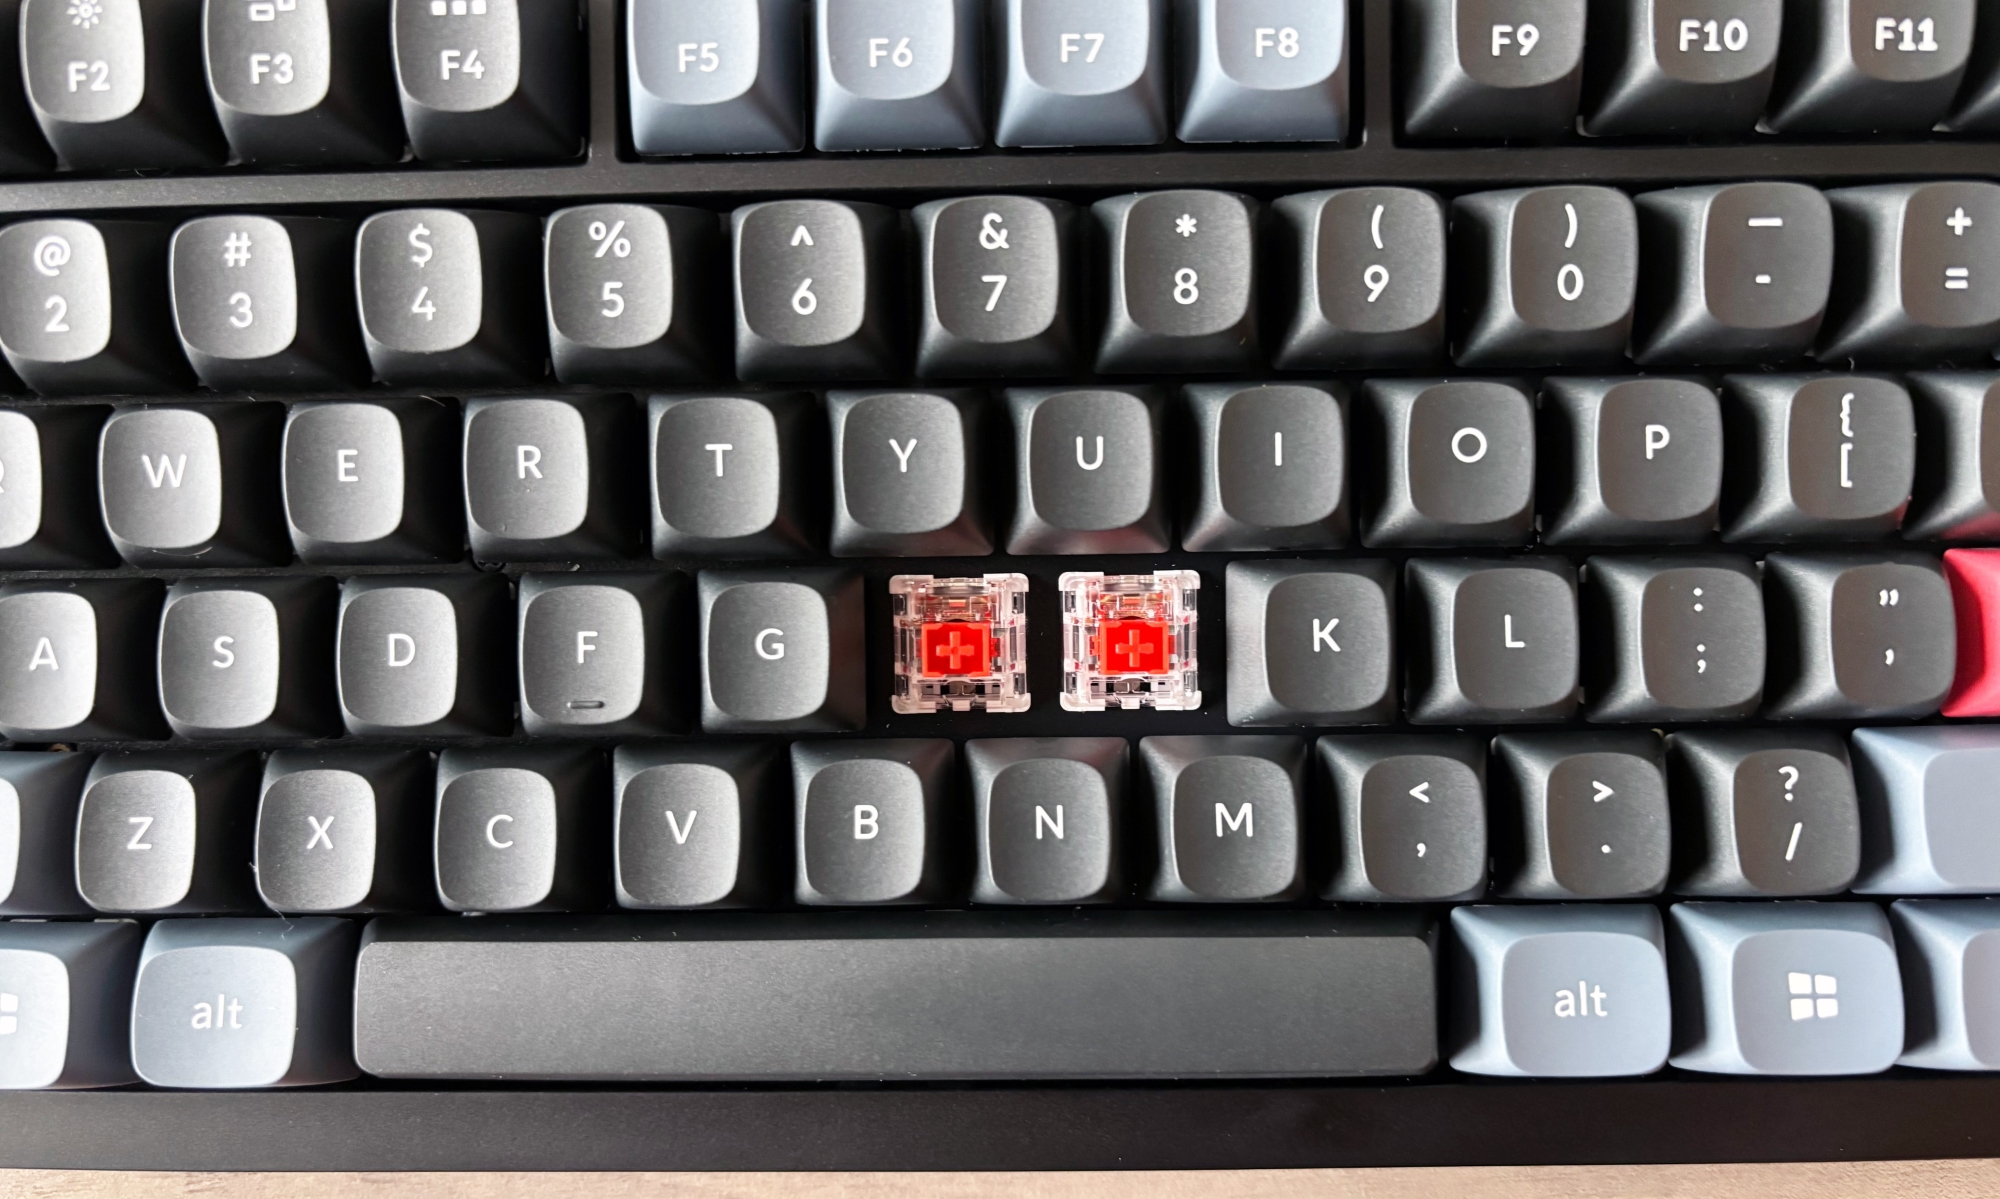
[1174,214,1197,238]
[222,232,252,268]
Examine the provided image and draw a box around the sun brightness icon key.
[1059,571,1202,712]
[890,574,1031,714]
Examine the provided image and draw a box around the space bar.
[353,910,1439,1081]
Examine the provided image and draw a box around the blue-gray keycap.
[814,0,984,150]
[994,0,1168,147]
[1174,0,1348,143]
[0,751,92,915]
[628,0,803,154]
[968,737,1126,904]
[1891,899,2000,1070]
[1852,726,2000,895]
[0,919,140,1089]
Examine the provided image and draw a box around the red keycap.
[1098,620,1168,675]
[1944,549,2000,717]
[921,622,992,677]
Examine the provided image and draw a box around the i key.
[1818,182,2000,363]
[20,0,226,168]
[76,751,261,915]
[1453,186,1638,367]
[517,572,687,737]
[98,402,289,567]
[157,576,338,740]
[356,208,543,386]
[391,0,583,162]
[650,392,818,558]
[1094,190,1258,374]
[170,215,363,390]
[1319,734,1487,902]
[1183,383,1347,551]
[1141,736,1305,903]
[1269,187,1447,369]
[793,740,954,906]
[0,219,189,396]
[1722,374,1915,541]
[1405,557,1581,724]
[204,0,405,165]
[967,737,1126,905]
[814,0,985,150]
[1667,730,1861,896]
[1580,0,1782,134]
[256,748,433,914]
[1541,377,1723,544]
[335,573,513,738]
[613,742,783,909]
[1400,0,1587,139]
[994,0,1170,147]
[732,199,901,382]
[0,579,165,742]
[282,398,461,564]
[913,195,1079,378]
[463,393,640,561]
[627,0,804,155]
[1765,0,1973,133]
[546,204,723,384]
[1762,552,1955,719]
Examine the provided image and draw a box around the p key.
[1541,377,1723,544]
[390,0,584,162]
[204,0,405,165]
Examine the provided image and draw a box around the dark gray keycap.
[968,737,1125,905]
[546,203,722,384]
[1400,0,1586,139]
[1764,0,1973,133]
[20,0,224,168]
[75,751,260,915]
[1094,190,1258,373]
[1450,905,1671,1077]
[1358,379,1535,547]
[0,751,91,915]
[732,199,900,382]
[256,748,434,915]
[98,401,288,567]
[391,0,581,161]
[649,392,816,558]
[1722,374,1915,541]
[1004,386,1167,554]
[1762,552,1955,719]
[627,0,803,154]
[169,214,363,390]
[1819,182,2000,363]
[1905,373,2000,540]
[130,918,357,1088]
[1890,899,2000,1069]
[434,746,604,913]
[517,572,686,736]
[0,0,53,175]
[1226,558,1395,727]
[1667,729,1861,897]
[0,404,117,568]
[1175,0,1348,142]
[1668,902,1903,1076]
[1582,554,1765,722]
[1269,187,1447,369]
[1182,383,1347,551]
[335,573,512,737]
[0,218,189,395]
[1406,557,1580,724]
[463,393,639,561]
[355,207,543,386]
[613,742,782,910]
[698,568,865,733]
[1949,11,2000,130]
[794,739,953,906]
[913,195,1078,378]
[1579,0,1782,134]
[994,0,1169,147]
[282,398,461,565]
[1853,728,2000,895]
[1492,732,1671,900]
[1542,377,1722,544]
[829,388,989,557]
[157,576,336,740]
[1140,736,1304,903]
[814,0,984,150]
[0,579,164,741]
[1319,734,1487,902]
[0,919,138,1089]
[203,0,403,165]
[1453,186,1638,367]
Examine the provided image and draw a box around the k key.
[391,0,583,162]
[546,203,722,384]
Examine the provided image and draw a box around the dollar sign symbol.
[408,223,434,268]
[978,212,1009,250]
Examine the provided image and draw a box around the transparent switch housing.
[1059,571,1202,712]
[890,574,1031,714]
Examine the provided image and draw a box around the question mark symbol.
[1779,765,1799,798]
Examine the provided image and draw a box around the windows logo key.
[1788,973,1838,1021]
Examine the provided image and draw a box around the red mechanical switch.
[921,622,993,677]
[1945,549,2000,717]
[890,574,1030,714]
[1098,620,1168,675]
[1060,571,1201,711]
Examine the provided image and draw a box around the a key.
[1632,182,1834,366]
[1905,374,2000,541]
[1400,0,1587,139]
[613,742,782,909]
[0,751,92,915]
[649,391,817,558]
[75,750,261,915]
[204,0,406,165]
[1452,186,1639,367]
[1722,374,1915,541]
[0,404,117,568]
[0,0,53,175]
[1582,554,1765,722]
[1140,736,1305,903]
[1182,383,1347,551]
[130,918,358,1088]
[1667,901,1902,1076]
[433,746,603,913]
[1764,0,1973,133]
[698,568,865,732]
[732,199,900,382]
[1450,905,1671,1077]
[1359,379,1535,547]
[0,919,139,1090]
[1268,187,1447,369]
[1175,0,1348,142]
[1852,728,2000,895]
[1579,0,1782,134]
[463,393,640,561]
[912,194,1078,378]
[97,402,289,567]
[1490,732,1670,899]
[1819,182,2000,363]
[814,0,984,150]
[355,207,544,386]
[1542,377,1723,544]
[169,214,364,391]
[1666,729,1860,896]
[256,748,434,914]
[391,0,582,162]
[0,219,190,396]
[1406,557,1580,723]
[0,579,165,741]
[627,0,804,155]
[1762,552,1954,719]
[546,203,723,384]
[517,571,687,736]
[1094,189,1258,373]
[1225,558,1396,727]
[828,388,990,557]
[793,739,953,906]
[1890,899,2000,1069]
[282,398,462,565]
[335,573,513,737]
[1003,386,1168,555]
[994,0,1168,147]
[20,0,225,168]
[1319,733,1486,902]
[967,737,1125,905]
[1944,548,2000,716]
[157,576,337,740]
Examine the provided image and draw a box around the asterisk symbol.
[1175,214,1198,238]
[67,0,102,27]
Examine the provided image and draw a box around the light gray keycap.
[546,203,721,383]
[0,218,188,395]
[994,0,1168,147]
[355,207,543,385]
[1141,736,1304,903]
[20,0,224,168]
[1269,187,1447,369]
[98,402,288,567]
[1094,190,1258,373]
[1904,373,2000,540]
[0,919,139,1090]
[793,740,953,906]
[1319,734,1487,902]
[1405,557,1579,724]
[157,576,337,740]
[433,746,602,913]
[627,0,803,154]
[130,917,358,1089]
[257,749,433,915]
[1359,379,1535,547]
[1226,559,1394,727]
[1891,899,2000,1070]
[76,752,260,915]
[614,742,781,909]
[464,393,636,561]
[1451,904,1670,1077]
[1579,0,1782,135]
[1818,182,2000,363]
[1668,901,1903,1076]
[0,752,91,915]
[0,404,119,569]
[1667,730,1861,897]
[1453,186,1638,367]
[1764,0,1973,133]
[814,0,984,150]
[1400,0,1586,138]
[731,199,900,382]
[1004,386,1168,554]
[518,572,684,736]
[0,579,165,742]
[913,195,1078,378]
[1175,0,1347,142]
[1491,732,1670,900]
[649,392,815,558]
[829,389,988,557]
[282,398,460,565]
[1852,727,2000,895]
[169,214,360,390]
[699,569,866,732]
[1763,553,1955,719]
[203,0,404,165]
[335,574,513,737]
[1583,555,1765,722]
[1183,383,1347,551]
[1542,377,1722,543]
[969,737,1125,905]
[390,0,582,162]
[1722,374,1915,541]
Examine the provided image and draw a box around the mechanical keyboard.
[2,0,2000,1174]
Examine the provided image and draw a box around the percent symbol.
[588,220,631,258]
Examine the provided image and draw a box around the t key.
[0,219,190,395]
[204,0,405,165]
[170,215,364,390]
[545,203,723,384]
[356,208,543,386]
[650,392,817,558]
[732,199,901,382]
[1453,186,1638,367]
[1819,182,2000,363]
[1270,187,1447,369]
[391,0,583,162]
[913,194,1078,378]
[20,0,225,168]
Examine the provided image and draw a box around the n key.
[0,219,189,395]
[968,737,1125,904]
[170,215,364,391]
[355,208,543,386]
[391,0,583,162]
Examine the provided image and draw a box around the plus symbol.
[1113,627,1152,669]
[1949,207,1973,236]
[934,630,980,671]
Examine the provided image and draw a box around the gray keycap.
[793,740,953,906]
[969,737,1126,905]
[731,199,901,382]
[1269,187,1447,369]
[1491,732,1670,899]
[1359,379,1535,547]
[1582,555,1766,722]
[1453,186,1638,367]
[1853,728,2000,895]
[829,388,989,557]
[1949,15,2000,131]
[698,568,866,732]
[203,0,404,165]
[1183,383,1347,551]
[98,402,288,567]
[1226,559,1395,727]
[546,203,722,384]
[1451,904,1671,1077]
[649,392,816,558]
[1141,736,1304,903]
[1667,730,1861,897]
[0,404,118,569]
[335,573,513,737]
[1406,557,1580,724]
[1764,0,1973,133]
[0,218,188,395]
[613,742,781,909]
[463,394,638,561]
[0,579,165,742]
[0,751,91,915]
[1763,553,1955,719]
[157,576,337,740]
[1542,377,1722,544]
[168,214,361,390]
[1579,0,1782,134]
[1175,0,1348,142]
[1400,0,1586,139]
[1004,386,1168,555]
[76,751,260,915]
[627,0,803,154]
[814,0,983,150]
[1819,182,2000,363]
[1319,734,1487,902]
[433,746,603,913]
[1668,901,1903,1076]
[391,0,582,161]
[20,0,224,168]
[130,917,358,1088]
[995,0,1167,146]
[1094,190,1258,373]
[1890,899,2000,1069]
[1722,374,1915,541]
[913,194,1078,378]
[256,748,434,915]
[0,920,139,1090]
[517,572,685,736]
[1904,373,2000,540]
[281,398,461,565]
[0,0,53,176]
[355,207,543,386]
